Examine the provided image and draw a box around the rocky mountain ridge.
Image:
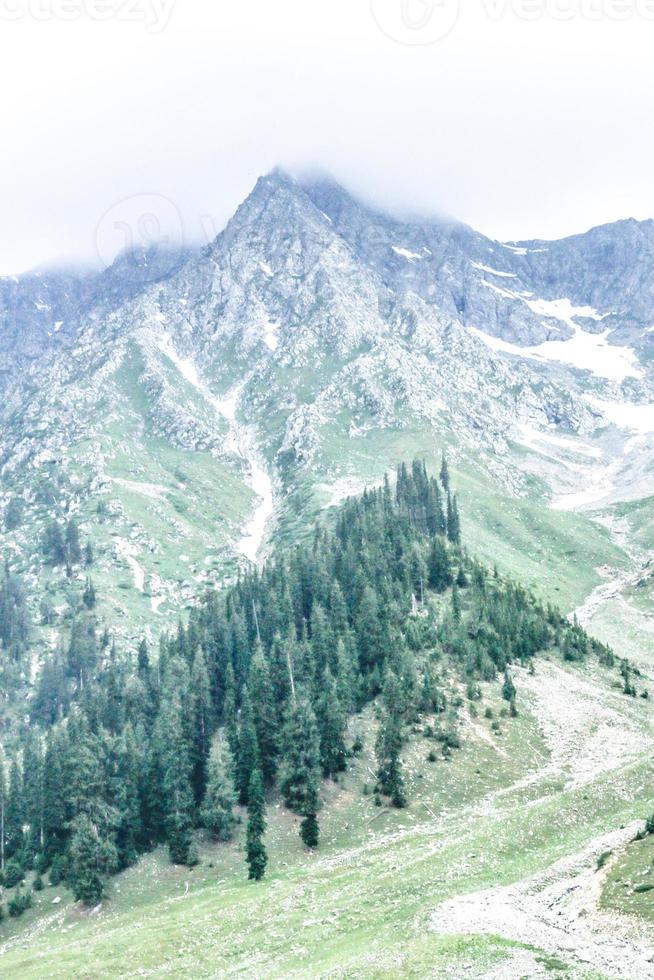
[1,168,653,653]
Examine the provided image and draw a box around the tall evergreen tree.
[43,728,68,860]
[21,728,44,857]
[428,537,452,593]
[245,769,267,881]
[446,493,461,546]
[248,644,279,785]
[279,697,321,845]
[5,760,24,860]
[440,452,450,491]
[236,688,260,805]
[113,725,143,868]
[190,648,212,806]
[67,814,118,905]
[0,753,6,871]
[314,670,347,777]
[152,670,194,865]
[222,660,239,756]
[42,522,66,566]
[65,518,83,565]
[201,740,237,842]
[82,578,96,610]
[375,672,406,808]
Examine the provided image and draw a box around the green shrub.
[8,888,32,917]
[49,854,66,886]
[4,859,24,889]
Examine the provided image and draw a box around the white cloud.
[0,1,653,272]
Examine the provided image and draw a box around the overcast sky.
[1,0,654,274]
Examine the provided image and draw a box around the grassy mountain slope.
[0,654,650,978]
[0,462,652,979]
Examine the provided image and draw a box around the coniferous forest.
[0,459,627,912]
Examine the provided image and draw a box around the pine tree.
[153,668,194,865]
[0,753,6,871]
[42,522,66,566]
[21,728,44,858]
[222,660,239,757]
[84,540,94,566]
[440,452,450,491]
[446,493,461,546]
[279,697,321,845]
[245,769,267,881]
[113,725,143,868]
[4,496,24,532]
[65,518,82,565]
[42,728,67,859]
[190,648,212,806]
[5,760,24,860]
[315,670,347,777]
[356,586,384,672]
[248,643,279,785]
[451,584,462,623]
[236,688,259,805]
[201,740,237,842]
[375,672,406,808]
[299,783,320,850]
[502,671,516,703]
[67,814,118,905]
[428,537,452,593]
[82,578,96,610]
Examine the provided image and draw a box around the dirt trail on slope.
[428,657,653,978]
[431,822,653,979]
[574,515,648,625]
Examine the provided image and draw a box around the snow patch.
[499,243,549,255]
[471,262,517,278]
[392,246,422,262]
[523,296,606,324]
[588,396,654,434]
[158,335,275,563]
[515,424,601,459]
[262,319,279,351]
[482,281,529,302]
[471,301,640,381]
[500,243,528,256]
[238,457,275,564]
[259,261,273,277]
